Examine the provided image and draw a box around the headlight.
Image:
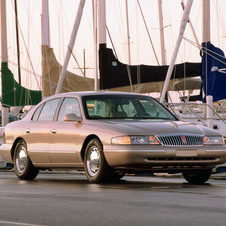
[111,135,160,145]
[203,136,225,145]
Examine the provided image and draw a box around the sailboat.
[2,1,202,96]
[2,1,226,130]
[40,0,202,98]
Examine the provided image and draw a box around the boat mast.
[160,0,193,103]
[98,0,109,91]
[55,0,86,94]
[41,0,50,98]
[202,0,210,43]
[41,0,50,47]
[93,0,107,91]
[158,0,166,65]
[98,0,106,46]
[125,0,133,92]
[93,0,99,91]
[158,0,170,100]
[14,0,21,84]
[125,0,131,65]
[0,0,9,126]
[202,0,213,128]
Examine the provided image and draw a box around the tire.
[14,140,39,180]
[84,139,113,183]
[183,169,212,184]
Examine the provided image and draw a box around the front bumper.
[104,145,226,172]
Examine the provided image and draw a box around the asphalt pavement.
[1,170,226,226]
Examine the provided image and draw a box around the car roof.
[46,91,145,99]
[23,91,149,120]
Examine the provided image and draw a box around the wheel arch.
[11,137,25,160]
[80,135,102,162]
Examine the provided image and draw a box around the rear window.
[32,104,44,121]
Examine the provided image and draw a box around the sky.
[1,0,226,100]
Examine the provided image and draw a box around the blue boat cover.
[202,42,226,102]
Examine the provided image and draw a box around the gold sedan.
[1,91,226,184]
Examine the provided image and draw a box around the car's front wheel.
[182,169,212,184]
[84,139,113,183]
[14,140,39,180]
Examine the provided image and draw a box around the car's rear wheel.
[182,169,212,184]
[84,139,113,183]
[14,140,39,180]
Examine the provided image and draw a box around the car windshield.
[83,95,176,121]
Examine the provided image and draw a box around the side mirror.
[64,113,82,122]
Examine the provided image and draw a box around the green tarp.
[1,62,42,107]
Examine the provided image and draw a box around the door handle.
[51,129,57,134]
[26,129,30,134]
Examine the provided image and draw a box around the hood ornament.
[181,135,187,144]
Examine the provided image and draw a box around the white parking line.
[0,221,44,226]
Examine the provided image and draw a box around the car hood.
[90,119,219,136]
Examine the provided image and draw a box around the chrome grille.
[157,134,203,146]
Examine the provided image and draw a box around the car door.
[25,98,61,165]
[48,97,83,166]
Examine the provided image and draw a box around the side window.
[58,98,81,121]
[38,99,60,121]
[32,104,44,121]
